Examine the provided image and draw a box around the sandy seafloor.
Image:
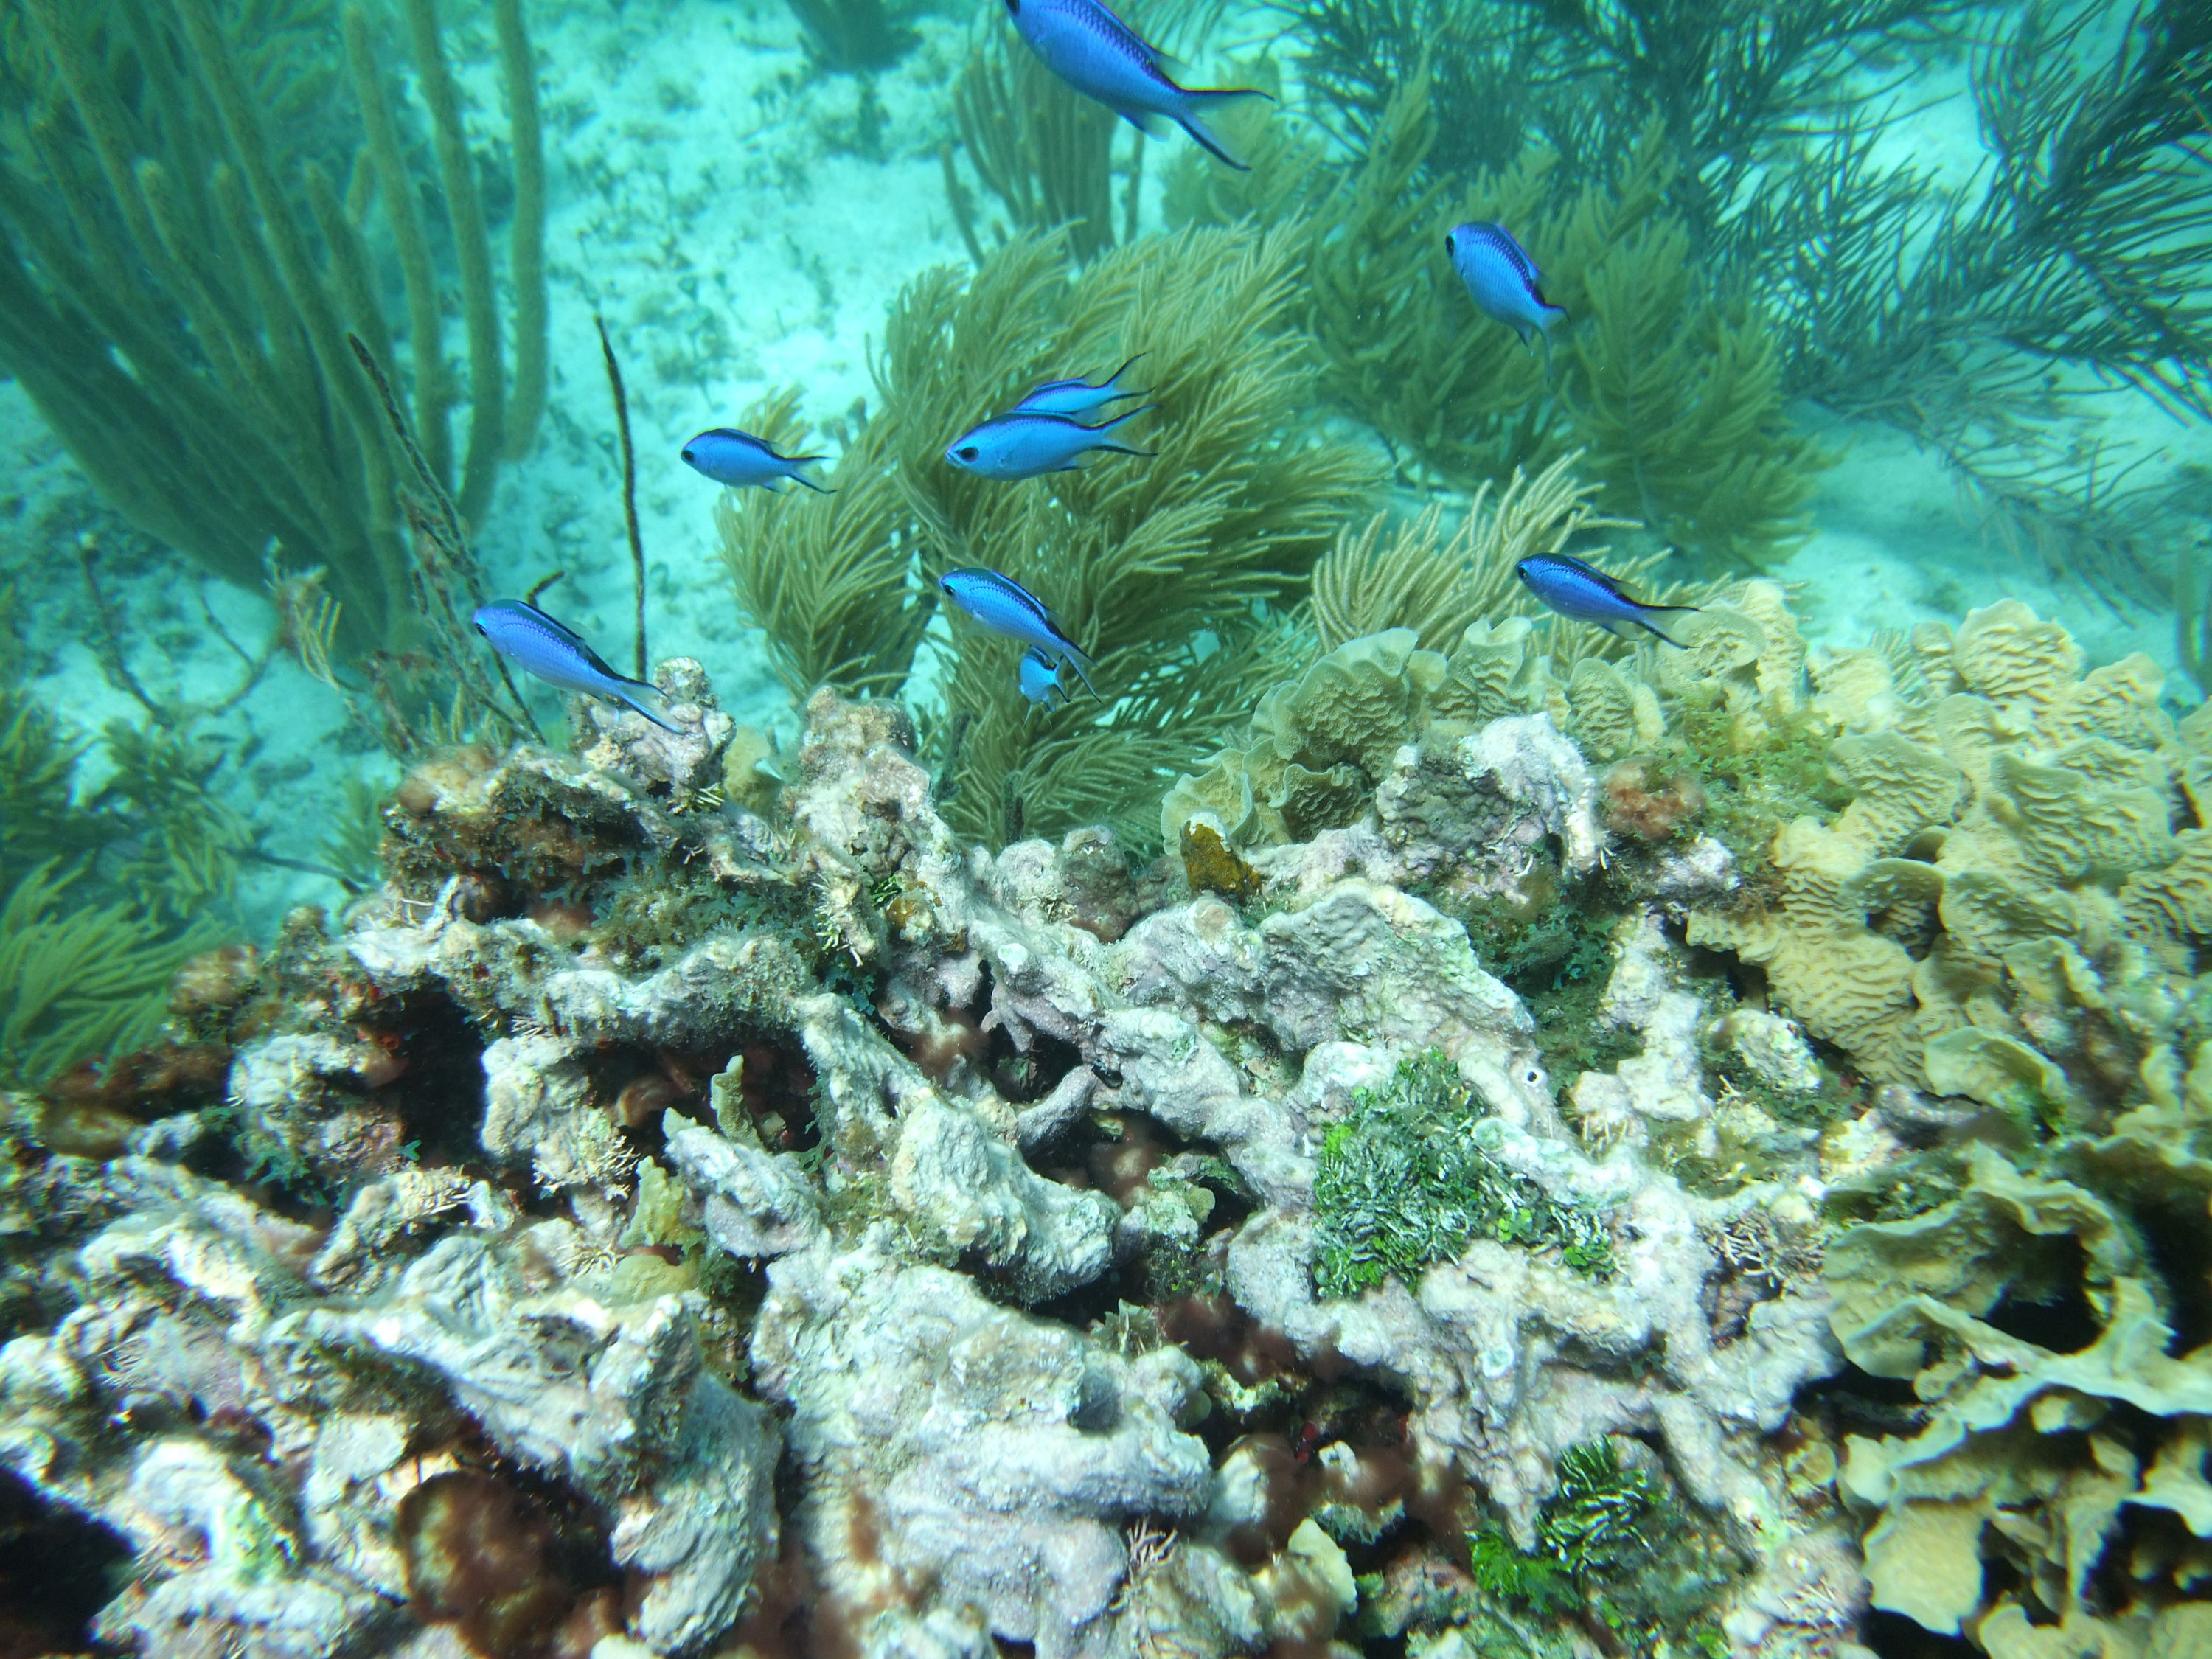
[1,0,2205,939]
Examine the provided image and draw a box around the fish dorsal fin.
[1475,222,1542,287]
[518,598,586,644]
[577,640,630,682]
[1011,571,1081,647]
[1077,0,1174,84]
[517,600,650,686]
[1559,554,1636,601]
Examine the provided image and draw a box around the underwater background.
[2,0,2211,1655]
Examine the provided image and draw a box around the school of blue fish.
[473,0,1691,728]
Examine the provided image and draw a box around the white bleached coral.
[0,644,1919,1659]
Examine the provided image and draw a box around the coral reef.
[17,551,2212,1655]
[1684,598,2200,1097]
[0,642,1876,1658]
[1826,1139,2212,1652]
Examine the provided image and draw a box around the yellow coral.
[1681,594,2203,1098]
[1254,629,1444,778]
[1829,1142,2212,1641]
[1688,820,1922,1079]
[2047,653,2171,751]
[1828,731,1964,856]
[1951,600,2085,720]
[2121,830,2212,949]
[1562,658,1654,763]
[1430,618,1552,734]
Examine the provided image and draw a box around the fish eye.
[681,448,695,462]
[956,445,980,462]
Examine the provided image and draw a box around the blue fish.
[470,599,678,731]
[1446,223,1568,370]
[1018,647,1067,709]
[681,428,832,493]
[945,406,1155,481]
[939,568,1100,697]
[1012,355,1149,418]
[1514,554,1699,648]
[1004,0,1269,170]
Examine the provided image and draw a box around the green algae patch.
[1311,1049,1613,1297]
[1672,693,1847,888]
[1466,1439,1741,1656]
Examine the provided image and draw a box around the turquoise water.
[1,1,2209,1655]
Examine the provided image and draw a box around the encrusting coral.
[14,543,2212,1655]
[0,622,1885,1658]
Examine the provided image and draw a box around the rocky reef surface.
[5,596,2211,1659]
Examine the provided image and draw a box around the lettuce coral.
[1828,1137,2212,1646]
[1687,598,2199,1100]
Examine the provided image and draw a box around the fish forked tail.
[1082,405,1157,462]
[613,678,681,732]
[1533,302,1569,382]
[1060,641,1103,701]
[1100,352,1149,399]
[1172,88,1273,171]
[1634,603,1702,650]
[1085,403,1157,433]
[776,456,836,494]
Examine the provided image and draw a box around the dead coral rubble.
[0,645,1913,1658]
